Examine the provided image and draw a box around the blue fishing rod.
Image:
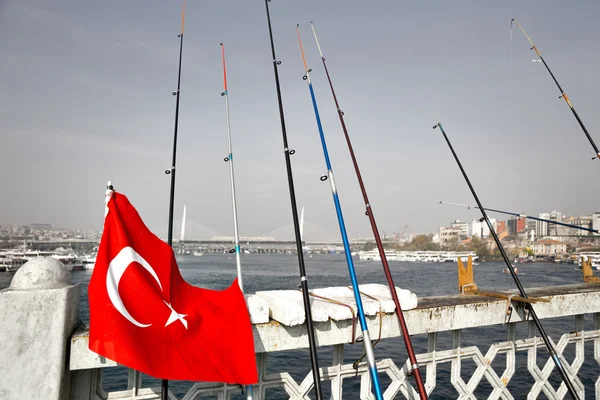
[434,122,581,400]
[296,25,384,400]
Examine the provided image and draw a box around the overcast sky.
[1,0,599,239]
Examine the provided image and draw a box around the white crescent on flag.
[106,246,163,328]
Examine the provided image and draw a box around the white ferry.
[0,250,85,272]
[358,250,478,263]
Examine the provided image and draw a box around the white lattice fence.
[72,313,600,399]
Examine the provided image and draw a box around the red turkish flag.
[88,191,258,384]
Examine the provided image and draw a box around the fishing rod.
[296,25,384,400]
[163,1,186,398]
[439,201,599,234]
[220,43,245,291]
[310,22,427,399]
[511,19,600,161]
[434,122,581,400]
[262,2,323,398]
[220,43,254,400]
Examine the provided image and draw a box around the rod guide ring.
[289,150,295,155]
[224,157,229,162]
[320,175,328,181]
[165,170,171,175]
[221,92,225,96]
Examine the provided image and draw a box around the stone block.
[0,257,80,400]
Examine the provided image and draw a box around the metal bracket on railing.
[303,290,357,344]
[504,294,515,324]
[581,256,600,283]
[458,256,478,293]
[349,288,384,376]
[457,257,549,323]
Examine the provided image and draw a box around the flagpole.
[164,1,186,399]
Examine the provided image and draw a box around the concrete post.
[0,257,80,400]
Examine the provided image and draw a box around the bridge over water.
[29,217,375,253]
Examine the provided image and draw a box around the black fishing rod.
[511,19,600,161]
[434,122,581,400]
[439,201,599,234]
[310,22,427,399]
[163,1,186,399]
[262,2,323,398]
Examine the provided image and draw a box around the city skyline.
[2,0,600,238]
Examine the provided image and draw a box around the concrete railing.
[2,257,600,399]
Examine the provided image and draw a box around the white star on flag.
[164,301,188,329]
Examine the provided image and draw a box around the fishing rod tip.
[296,23,299,28]
[220,42,223,46]
[432,123,439,129]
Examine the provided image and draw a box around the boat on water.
[82,254,97,270]
[0,250,85,272]
[358,249,478,263]
[503,267,520,274]
[192,251,203,257]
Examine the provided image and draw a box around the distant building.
[594,212,600,236]
[29,223,52,230]
[450,220,469,238]
[547,211,562,237]
[469,218,496,238]
[496,221,507,235]
[439,226,462,243]
[536,212,550,239]
[507,217,526,235]
[556,215,593,237]
[532,239,567,256]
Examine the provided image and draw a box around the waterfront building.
[532,239,567,256]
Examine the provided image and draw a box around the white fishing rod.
[220,43,253,400]
[220,43,244,290]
